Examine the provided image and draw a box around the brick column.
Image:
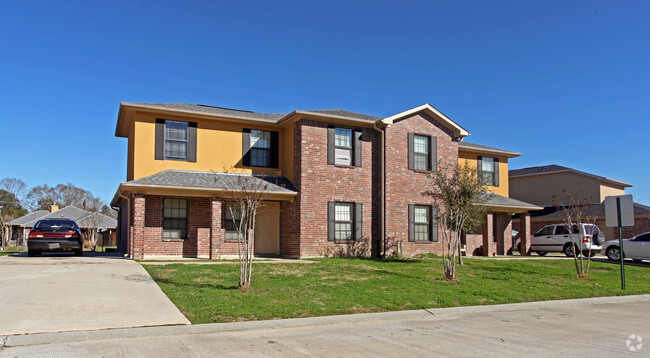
[519,213,532,256]
[495,213,513,255]
[131,194,146,260]
[210,197,223,259]
[482,212,495,256]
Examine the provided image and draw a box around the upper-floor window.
[163,198,187,239]
[155,119,197,162]
[408,133,437,172]
[164,120,188,160]
[478,156,499,187]
[327,125,362,167]
[243,128,278,168]
[327,201,362,241]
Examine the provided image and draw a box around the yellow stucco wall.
[458,151,509,197]
[128,111,292,181]
[599,184,626,202]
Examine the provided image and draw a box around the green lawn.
[144,257,650,324]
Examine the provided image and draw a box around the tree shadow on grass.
[153,277,239,290]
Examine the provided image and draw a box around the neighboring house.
[509,165,647,240]
[8,206,118,246]
[509,165,632,206]
[111,102,540,259]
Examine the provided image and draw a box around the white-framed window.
[334,202,354,240]
[250,129,271,167]
[413,205,431,241]
[334,128,353,166]
[481,157,496,186]
[413,134,429,171]
[164,120,189,160]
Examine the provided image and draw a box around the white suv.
[529,223,605,257]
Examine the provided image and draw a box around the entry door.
[254,202,280,256]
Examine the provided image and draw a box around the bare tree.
[422,163,487,281]
[0,213,13,249]
[79,212,105,252]
[553,189,599,276]
[0,178,27,208]
[218,172,272,290]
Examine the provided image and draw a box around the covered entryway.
[255,202,280,256]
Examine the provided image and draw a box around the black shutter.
[477,156,483,184]
[187,122,197,162]
[155,119,165,160]
[431,206,438,242]
[354,202,363,241]
[327,125,335,165]
[242,128,251,166]
[408,204,415,242]
[430,136,437,171]
[493,157,499,187]
[407,133,414,170]
[354,128,362,167]
[327,202,335,241]
[270,131,279,168]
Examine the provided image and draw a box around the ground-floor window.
[328,201,362,241]
[225,202,241,240]
[163,198,187,239]
[409,204,436,242]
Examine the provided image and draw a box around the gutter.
[372,121,386,259]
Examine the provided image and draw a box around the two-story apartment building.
[111,103,540,259]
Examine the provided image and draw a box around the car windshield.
[34,220,78,232]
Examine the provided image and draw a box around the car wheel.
[563,244,577,257]
[28,249,38,257]
[633,259,643,263]
[588,251,597,257]
[606,247,621,261]
[536,251,548,256]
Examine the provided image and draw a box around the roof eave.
[276,110,378,128]
[458,146,522,159]
[381,104,470,137]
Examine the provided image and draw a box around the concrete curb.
[6,294,650,348]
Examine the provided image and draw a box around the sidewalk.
[3,294,649,357]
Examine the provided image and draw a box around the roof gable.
[381,104,470,137]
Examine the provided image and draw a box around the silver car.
[602,232,650,262]
[529,223,604,257]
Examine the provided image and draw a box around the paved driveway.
[0,253,189,335]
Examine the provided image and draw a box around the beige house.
[509,165,632,206]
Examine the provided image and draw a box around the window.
[555,225,570,235]
[635,233,650,242]
[250,130,271,167]
[334,202,353,240]
[243,129,278,168]
[413,205,431,241]
[224,202,241,240]
[327,126,362,167]
[478,156,499,187]
[328,201,362,241]
[409,204,436,242]
[413,135,429,171]
[534,226,554,237]
[155,119,197,162]
[164,120,188,160]
[408,133,436,171]
[335,128,353,165]
[163,199,187,239]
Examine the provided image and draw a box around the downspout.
[372,121,386,259]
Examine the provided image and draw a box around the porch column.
[210,197,223,259]
[131,194,146,260]
[482,212,496,256]
[495,213,513,255]
[519,213,532,256]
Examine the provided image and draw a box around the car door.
[624,235,645,260]
[553,225,571,251]
[532,225,555,251]
[634,233,650,259]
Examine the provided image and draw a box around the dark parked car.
[27,218,83,256]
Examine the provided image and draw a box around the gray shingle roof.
[509,165,572,177]
[129,170,297,193]
[458,142,522,156]
[9,206,117,229]
[531,202,650,221]
[305,109,382,122]
[483,192,542,210]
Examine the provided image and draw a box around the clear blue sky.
[1,0,648,206]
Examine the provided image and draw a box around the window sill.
[162,239,185,242]
[410,169,432,174]
[223,239,240,243]
[410,241,436,244]
[333,164,358,169]
[333,240,356,244]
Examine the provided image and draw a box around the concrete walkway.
[2,294,648,357]
[0,253,189,335]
